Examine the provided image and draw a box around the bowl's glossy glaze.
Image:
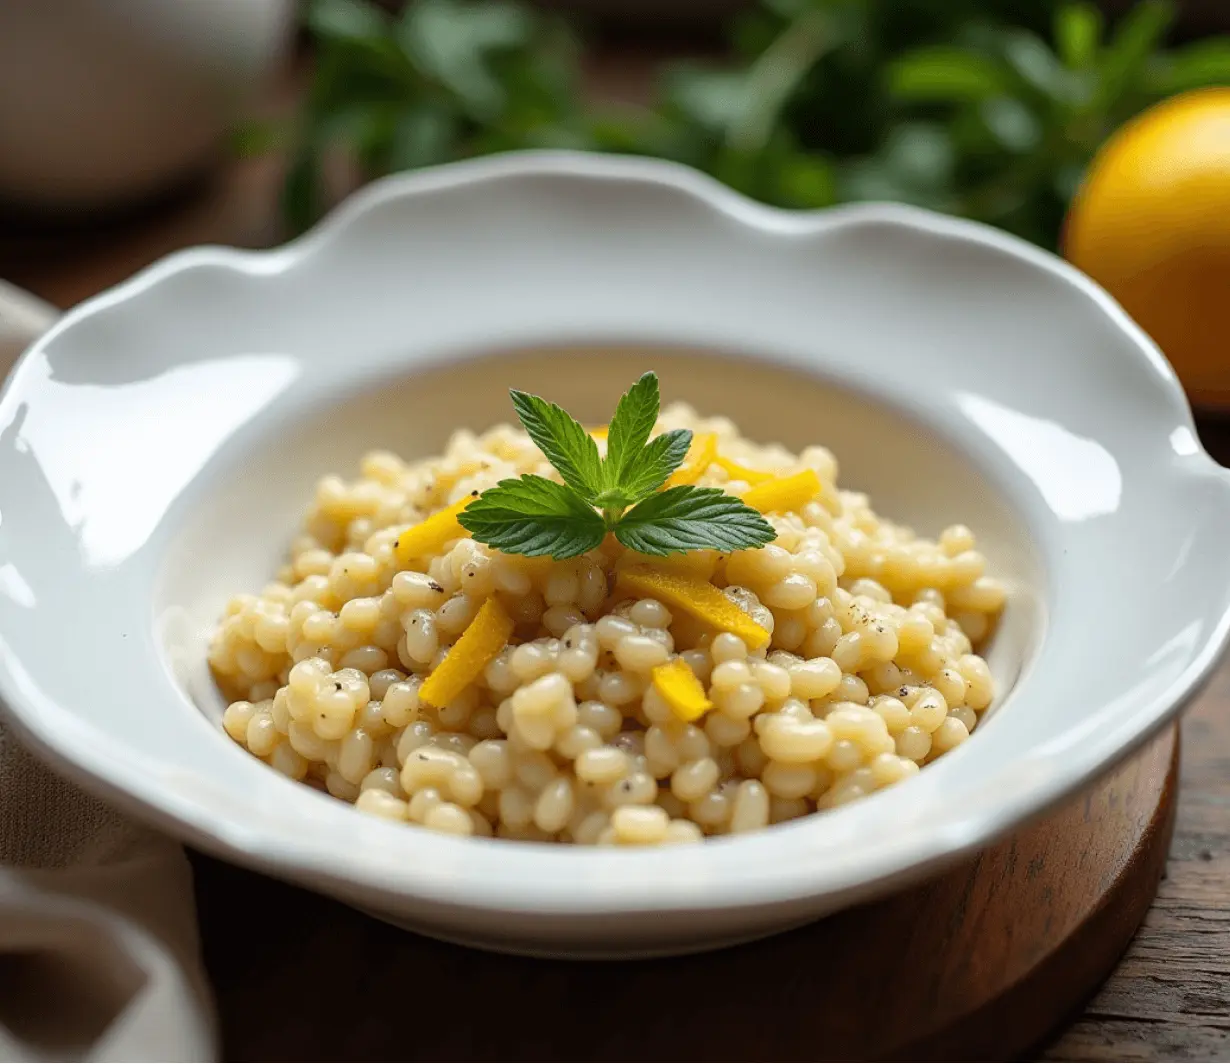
[1,153,1227,956]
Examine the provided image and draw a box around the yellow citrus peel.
[616,564,770,649]
[741,469,822,514]
[589,426,609,441]
[665,432,718,487]
[419,596,514,708]
[395,495,475,567]
[714,456,775,485]
[651,658,713,722]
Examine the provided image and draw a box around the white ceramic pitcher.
[0,0,295,211]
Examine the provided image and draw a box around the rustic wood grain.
[3,51,1230,1064]
[1043,546,1230,1062]
[178,729,1176,1062]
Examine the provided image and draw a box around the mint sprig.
[458,372,777,559]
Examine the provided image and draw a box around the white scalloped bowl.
[1,153,1227,957]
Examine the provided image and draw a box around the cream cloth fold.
[0,281,217,1062]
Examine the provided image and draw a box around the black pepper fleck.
[428,581,444,593]
[334,682,342,691]
[470,490,480,497]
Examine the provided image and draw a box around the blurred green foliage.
[256,0,1230,247]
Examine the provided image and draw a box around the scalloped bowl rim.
[1,151,1227,925]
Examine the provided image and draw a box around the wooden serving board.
[192,725,1177,1061]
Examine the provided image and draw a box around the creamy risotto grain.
[211,403,1006,844]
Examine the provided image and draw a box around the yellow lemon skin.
[1064,88,1230,405]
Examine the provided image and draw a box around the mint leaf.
[458,476,606,559]
[510,390,604,502]
[605,372,661,487]
[617,428,693,502]
[613,486,777,556]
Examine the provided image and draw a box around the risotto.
[210,400,1005,845]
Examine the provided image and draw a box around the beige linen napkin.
[0,281,216,1062]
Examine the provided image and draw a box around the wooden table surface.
[3,126,1230,1064]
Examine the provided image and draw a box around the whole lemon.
[1064,88,1230,404]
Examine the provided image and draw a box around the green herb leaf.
[457,475,606,559]
[840,123,959,211]
[1055,2,1103,70]
[510,389,604,502]
[1147,39,1230,95]
[308,0,391,45]
[387,103,458,171]
[725,9,832,153]
[605,372,661,488]
[774,152,839,208]
[279,0,1203,274]
[612,428,694,505]
[1001,30,1072,100]
[662,66,748,135]
[613,486,777,556]
[308,0,409,81]
[1096,0,1175,108]
[979,97,1043,153]
[318,102,399,174]
[881,122,956,189]
[886,47,1009,104]
[398,0,533,120]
